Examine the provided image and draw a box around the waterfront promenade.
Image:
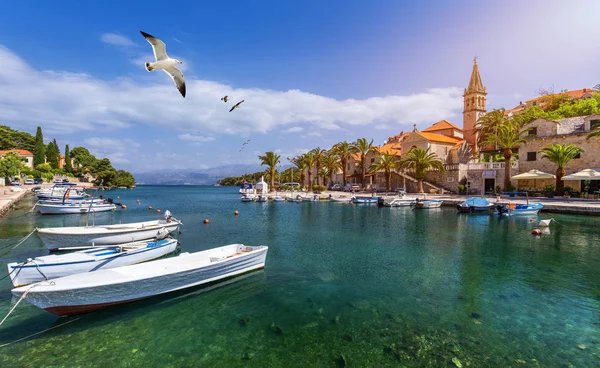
[0,187,31,216]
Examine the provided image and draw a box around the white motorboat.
[300,194,319,202]
[329,196,352,203]
[255,195,267,202]
[272,195,286,202]
[7,238,179,288]
[240,193,256,202]
[351,196,378,204]
[13,244,268,316]
[35,212,181,249]
[495,202,543,216]
[36,201,117,215]
[386,197,417,207]
[414,199,443,209]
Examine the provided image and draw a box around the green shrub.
[544,184,555,193]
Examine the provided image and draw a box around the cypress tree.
[65,144,72,172]
[46,140,59,169]
[33,126,45,166]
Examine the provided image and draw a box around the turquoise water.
[1,186,599,367]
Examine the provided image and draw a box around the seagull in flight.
[140,30,186,98]
[239,139,251,152]
[229,100,245,112]
[221,96,229,103]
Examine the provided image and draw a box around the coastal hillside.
[0,124,135,187]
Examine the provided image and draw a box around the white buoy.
[539,219,552,227]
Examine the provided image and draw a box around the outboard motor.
[495,203,508,215]
[377,197,385,207]
[106,197,114,204]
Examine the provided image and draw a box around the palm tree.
[540,143,584,195]
[317,167,328,187]
[258,151,281,191]
[322,152,341,187]
[292,155,308,190]
[369,152,399,192]
[303,151,316,190]
[310,147,327,186]
[399,147,444,193]
[353,138,374,189]
[481,119,527,190]
[331,141,356,187]
[475,108,507,151]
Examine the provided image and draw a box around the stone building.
[516,114,600,192]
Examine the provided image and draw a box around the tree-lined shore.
[0,125,135,188]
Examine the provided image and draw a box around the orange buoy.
[203,219,210,224]
[148,206,153,210]
[121,205,127,209]
[157,209,161,213]
[234,210,239,216]
[532,228,542,235]
[136,199,140,203]
[529,218,536,223]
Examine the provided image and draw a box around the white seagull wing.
[140,31,168,61]
[163,66,186,98]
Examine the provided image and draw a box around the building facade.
[0,149,34,169]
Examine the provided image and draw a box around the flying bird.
[221,96,229,103]
[229,100,245,112]
[239,139,251,152]
[140,30,186,98]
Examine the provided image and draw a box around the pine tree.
[65,144,72,172]
[33,126,45,166]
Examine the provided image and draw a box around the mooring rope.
[0,228,37,258]
[0,316,83,348]
[0,283,39,328]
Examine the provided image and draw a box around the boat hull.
[7,239,179,287]
[415,200,443,209]
[36,221,180,249]
[12,245,268,316]
[37,203,117,215]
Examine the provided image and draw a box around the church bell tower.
[463,58,487,150]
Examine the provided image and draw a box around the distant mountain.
[133,164,268,185]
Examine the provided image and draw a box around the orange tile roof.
[0,149,34,156]
[376,143,402,156]
[422,120,462,132]
[526,88,594,104]
[415,132,461,144]
[450,140,466,151]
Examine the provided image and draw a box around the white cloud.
[178,134,216,142]
[0,45,464,137]
[83,137,141,165]
[100,33,136,47]
[282,126,303,134]
[374,124,390,130]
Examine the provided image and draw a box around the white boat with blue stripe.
[12,244,268,316]
[7,238,179,288]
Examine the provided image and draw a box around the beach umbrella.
[511,169,555,190]
[561,169,600,181]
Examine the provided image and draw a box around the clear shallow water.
[0,186,599,367]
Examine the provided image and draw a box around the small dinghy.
[7,238,179,288]
[35,211,181,249]
[272,195,286,202]
[414,199,443,209]
[329,196,352,203]
[495,202,543,216]
[36,201,117,215]
[240,193,256,202]
[456,197,494,213]
[351,196,378,204]
[12,244,268,316]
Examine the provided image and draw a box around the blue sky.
[0,0,598,173]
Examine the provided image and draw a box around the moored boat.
[272,195,286,202]
[385,196,417,207]
[352,196,379,204]
[495,202,543,216]
[7,238,179,288]
[329,196,352,203]
[12,244,269,316]
[240,193,256,202]
[36,201,117,215]
[35,212,181,249]
[456,197,494,213]
[414,199,443,209]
